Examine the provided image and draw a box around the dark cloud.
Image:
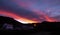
[0,0,60,22]
[0,0,43,22]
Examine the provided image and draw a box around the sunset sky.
[0,0,60,24]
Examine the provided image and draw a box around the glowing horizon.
[0,10,38,24]
[0,0,60,24]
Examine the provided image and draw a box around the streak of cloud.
[0,0,60,24]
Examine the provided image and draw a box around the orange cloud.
[0,10,38,24]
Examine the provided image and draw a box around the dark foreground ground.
[0,16,59,35]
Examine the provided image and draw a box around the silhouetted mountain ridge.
[0,16,60,31]
[0,16,23,30]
